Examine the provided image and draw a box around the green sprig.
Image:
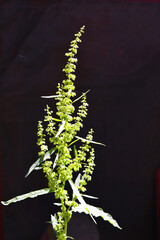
[1,25,122,240]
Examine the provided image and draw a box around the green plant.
[1,26,121,240]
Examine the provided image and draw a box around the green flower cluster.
[37,121,48,156]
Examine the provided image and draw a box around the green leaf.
[72,204,122,229]
[52,118,61,122]
[53,154,59,170]
[51,214,58,229]
[68,180,97,224]
[1,188,52,206]
[41,95,61,98]
[75,136,106,146]
[69,179,121,229]
[69,180,86,205]
[68,89,72,96]
[82,194,98,199]
[73,90,90,103]
[25,147,56,178]
[34,167,42,170]
[73,145,77,158]
[72,174,81,198]
[54,203,62,206]
[55,119,65,137]
[74,174,81,188]
[68,139,79,147]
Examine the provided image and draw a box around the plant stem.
[64,219,68,239]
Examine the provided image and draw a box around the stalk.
[64,219,68,239]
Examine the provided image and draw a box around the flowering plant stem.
[1,26,122,240]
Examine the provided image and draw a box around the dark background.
[1,0,160,239]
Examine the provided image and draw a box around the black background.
[1,1,160,239]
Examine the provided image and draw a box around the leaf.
[68,89,72,96]
[34,167,42,170]
[72,174,81,198]
[25,147,56,178]
[68,180,96,224]
[1,188,52,206]
[73,204,122,229]
[69,180,121,228]
[52,118,61,122]
[69,180,86,205]
[54,203,62,206]
[68,139,79,147]
[73,90,90,103]
[53,154,59,170]
[74,174,81,188]
[41,95,61,98]
[73,145,78,158]
[82,194,98,199]
[85,206,97,224]
[51,214,58,229]
[75,136,106,147]
[55,119,65,137]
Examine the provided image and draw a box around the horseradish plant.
[2,26,121,240]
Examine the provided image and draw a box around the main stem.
[64,219,68,239]
[60,182,68,240]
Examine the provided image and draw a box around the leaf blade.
[72,203,122,229]
[51,214,58,229]
[1,188,52,206]
[41,95,61,98]
[68,180,96,223]
[82,194,98,199]
[75,136,106,146]
[68,180,86,205]
[25,147,56,178]
[55,119,65,137]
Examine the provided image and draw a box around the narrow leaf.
[85,207,97,224]
[52,118,61,122]
[74,174,81,188]
[1,188,52,206]
[68,138,79,147]
[34,167,42,170]
[68,89,72,96]
[73,204,122,229]
[69,180,97,223]
[54,203,62,206]
[25,147,56,178]
[51,214,58,229]
[41,95,61,98]
[69,180,86,205]
[75,136,106,146]
[82,194,98,199]
[73,174,81,198]
[73,145,78,158]
[55,119,65,137]
[53,154,59,170]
